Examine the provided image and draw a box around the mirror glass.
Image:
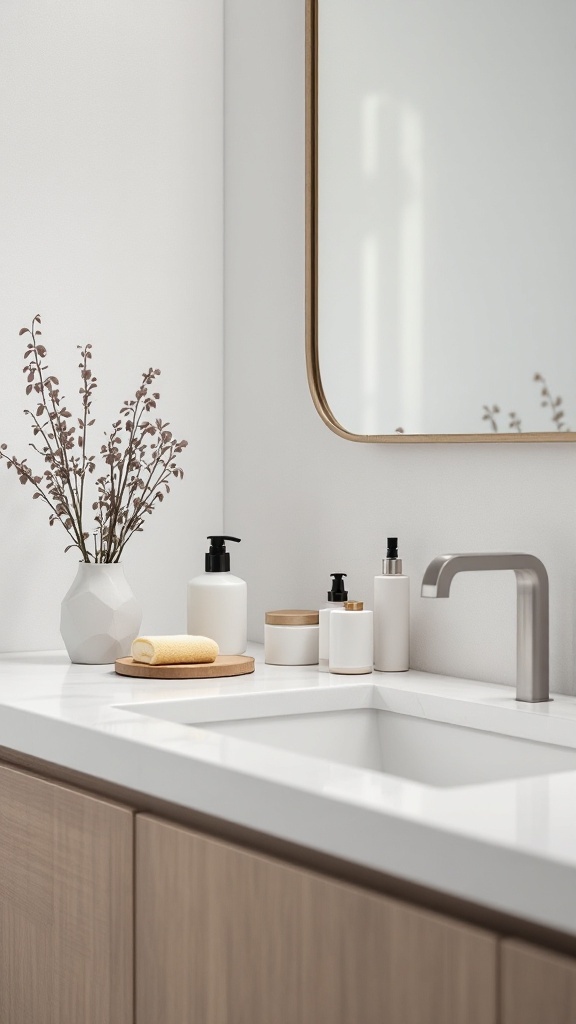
[316,0,576,438]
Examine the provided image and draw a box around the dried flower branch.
[0,317,188,562]
[482,404,501,432]
[533,373,570,432]
[483,374,571,433]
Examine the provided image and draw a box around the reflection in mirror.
[313,0,576,440]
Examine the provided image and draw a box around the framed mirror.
[306,0,576,442]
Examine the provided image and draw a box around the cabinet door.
[502,939,576,1024]
[136,814,497,1024]
[0,763,133,1024]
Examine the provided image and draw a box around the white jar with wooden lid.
[264,610,319,665]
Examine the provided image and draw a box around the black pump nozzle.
[328,572,348,602]
[205,535,241,572]
[386,537,399,559]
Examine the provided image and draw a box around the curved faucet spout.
[421,552,550,703]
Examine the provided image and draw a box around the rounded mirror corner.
[306,0,576,445]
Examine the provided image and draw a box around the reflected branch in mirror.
[481,405,501,432]
[482,375,570,434]
[534,373,570,431]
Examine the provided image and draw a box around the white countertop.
[1,644,576,936]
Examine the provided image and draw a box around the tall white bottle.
[374,537,409,672]
[187,536,247,655]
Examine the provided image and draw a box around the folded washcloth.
[131,635,219,666]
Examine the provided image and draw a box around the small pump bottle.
[329,602,373,675]
[187,536,247,655]
[374,537,409,672]
[318,573,348,672]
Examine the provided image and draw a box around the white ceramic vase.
[60,563,142,664]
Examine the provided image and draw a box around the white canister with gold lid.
[329,601,373,675]
[264,609,319,665]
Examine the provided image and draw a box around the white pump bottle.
[373,537,410,672]
[318,572,348,672]
[187,535,247,655]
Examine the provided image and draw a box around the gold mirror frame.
[305,0,576,444]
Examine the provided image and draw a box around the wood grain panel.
[301,870,497,1024]
[136,813,303,1024]
[502,939,576,1024]
[0,764,133,1024]
[136,813,497,1024]
[4,745,576,962]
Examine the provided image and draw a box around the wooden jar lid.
[265,609,319,626]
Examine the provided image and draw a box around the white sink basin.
[126,688,576,788]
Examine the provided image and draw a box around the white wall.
[224,0,576,694]
[0,0,223,650]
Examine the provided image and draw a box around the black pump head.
[328,572,348,602]
[206,535,241,572]
[387,537,399,559]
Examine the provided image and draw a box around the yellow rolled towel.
[131,635,219,666]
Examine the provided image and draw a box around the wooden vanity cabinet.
[5,754,576,1024]
[501,939,576,1024]
[0,763,133,1024]
[136,814,498,1024]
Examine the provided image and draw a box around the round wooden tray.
[115,654,255,680]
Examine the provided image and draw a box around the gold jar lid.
[265,609,319,626]
[344,601,364,611]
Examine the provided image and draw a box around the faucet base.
[515,697,553,704]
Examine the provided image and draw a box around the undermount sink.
[124,687,576,789]
[195,707,576,787]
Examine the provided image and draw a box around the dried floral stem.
[534,373,570,431]
[105,379,151,558]
[483,374,570,434]
[1,317,188,562]
[482,404,501,432]
[30,319,88,557]
[114,431,183,560]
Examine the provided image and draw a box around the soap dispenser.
[318,572,348,672]
[373,537,409,672]
[329,601,373,675]
[187,536,247,655]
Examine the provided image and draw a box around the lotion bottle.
[318,573,348,671]
[329,601,373,675]
[374,537,409,672]
[187,536,247,655]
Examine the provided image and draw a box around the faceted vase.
[60,563,142,664]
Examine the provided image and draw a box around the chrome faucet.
[421,553,550,703]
